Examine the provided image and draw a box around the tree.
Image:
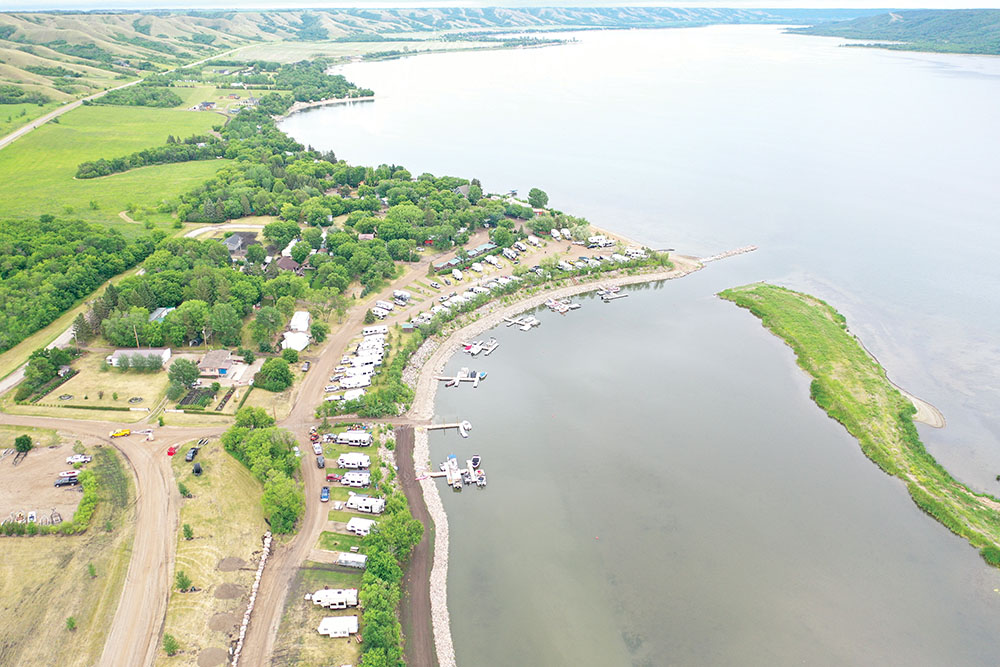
[310,321,329,342]
[168,358,199,388]
[261,470,304,533]
[66,616,77,632]
[490,227,515,248]
[291,241,311,265]
[302,226,323,249]
[162,633,180,656]
[175,570,192,591]
[72,313,92,343]
[208,303,242,346]
[281,348,299,363]
[182,524,193,540]
[254,358,293,392]
[262,219,300,249]
[234,406,274,429]
[178,481,191,498]
[251,306,283,345]
[364,309,375,325]
[245,243,265,264]
[528,187,548,208]
[14,434,32,453]
[275,295,296,317]
[467,183,482,203]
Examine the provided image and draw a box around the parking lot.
[0,442,84,522]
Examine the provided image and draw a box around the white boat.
[483,338,500,355]
[475,470,487,487]
[471,455,482,468]
[58,470,79,478]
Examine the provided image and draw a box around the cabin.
[198,349,236,377]
[338,452,370,469]
[311,588,358,609]
[342,471,371,488]
[106,348,171,368]
[289,310,311,333]
[346,517,376,536]
[317,615,359,637]
[346,493,385,513]
[337,430,373,447]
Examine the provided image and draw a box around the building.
[148,307,175,323]
[106,348,171,368]
[281,331,310,352]
[289,311,311,333]
[198,350,236,377]
[317,615,359,638]
[222,232,259,258]
[358,233,375,241]
[275,256,300,273]
[311,588,359,609]
[336,552,367,569]
[346,517,376,536]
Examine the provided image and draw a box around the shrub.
[281,348,299,363]
[182,524,193,540]
[66,616,77,632]
[162,633,180,656]
[254,358,293,392]
[175,570,192,591]
[88,563,97,578]
[178,481,191,498]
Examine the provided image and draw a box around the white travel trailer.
[392,290,411,302]
[336,430,373,447]
[484,254,501,266]
[370,306,389,320]
[317,615,359,637]
[470,262,484,273]
[338,452,371,469]
[339,376,371,389]
[550,228,562,241]
[501,247,518,260]
[560,227,571,239]
[312,588,359,610]
[527,235,541,246]
[346,517,377,537]
[513,241,528,252]
[346,493,386,514]
[374,300,395,312]
[362,325,388,336]
[451,268,463,281]
[558,260,575,271]
[626,247,648,259]
[342,471,372,488]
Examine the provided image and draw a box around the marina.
[461,337,500,357]
[436,454,487,491]
[504,315,541,331]
[435,367,488,389]
[428,420,474,438]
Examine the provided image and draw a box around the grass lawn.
[0,104,227,228]
[161,439,266,665]
[0,443,134,667]
[327,509,372,523]
[720,283,1000,568]
[272,561,362,667]
[0,424,60,449]
[0,101,62,136]
[318,530,364,553]
[241,364,307,421]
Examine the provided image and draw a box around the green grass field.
[720,283,1000,568]
[0,104,227,228]
[318,530,364,553]
[0,101,62,136]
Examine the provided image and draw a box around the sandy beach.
[402,253,703,666]
[277,95,375,119]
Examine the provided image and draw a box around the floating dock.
[435,367,487,389]
[427,420,473,438]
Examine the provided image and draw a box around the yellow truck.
[109,429,131,438]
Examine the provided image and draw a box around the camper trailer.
[342,471,372,488]
[339,376,372,389]
[451,268,463,282]
[311,588,359,610]
[370,306,389,320]
[336,430,373,447]
[374,300,395,312]
[362,325,388,336]
[345,493,386,513]
[338,452,371,469]
[550,228,562,241]
[346,517,376,536]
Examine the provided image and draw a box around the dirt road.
[396,426,438,667]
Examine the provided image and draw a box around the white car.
[66,454,92,464]
[429,281,441,289]
[313,443,323,455]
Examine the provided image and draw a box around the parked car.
[443,277,452,285]
[316,456,326,469]
[66,454,92,464]
[429,281,441,289]
[320,486,330,503]
[301,361,311,372]
[193,462,203,476]
[54,477,79,487]
[313,443,323,455]
[185,448,198,462]
[325,473,343,482]
[167,446,177,457]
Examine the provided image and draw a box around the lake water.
[281,26,1000,665]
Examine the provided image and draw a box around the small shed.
[317,615,359,638]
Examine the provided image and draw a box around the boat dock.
[462,337,499,357]
[602,292,629,302]
[504,315,541,331]
[435,367,487,389]
[427,420,473,438]
[699,245,758,263]
[435,453,487,490]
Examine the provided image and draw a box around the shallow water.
[281,26,1000,664]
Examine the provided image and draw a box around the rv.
[558,260,575,271]
[336,430,373,447]
[362,325,388,336]
[527,235,541,246]
[392,290,411,302]
[625,247,647,259]
[374,300,395,312]
[339,376,372,389]
[344,367,375,378]
[612,253,628,263]
[342,471,372,488]
[346,493,386,513]
[560,227,571,240]
[346,517,377,537]
[550,228,562,241]
[502,248,518,261]
[370,306,389,320]
[513,241,528,253]
[451,268,463,281]
[484,255,501,266]
[338,452,371,469]
[470,262,484,273]
[312,588,359,609]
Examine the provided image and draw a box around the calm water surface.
[281,26,1000,665]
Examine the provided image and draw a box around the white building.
[281,331,310,351]
[346,517,377,536]
[317,615,359,638]
[311,588,359,609]
[289,310,311,333]
[106,348,171,368]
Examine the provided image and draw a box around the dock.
[427,420,473,438]
[435,367,487,388]
[602,292,628,302]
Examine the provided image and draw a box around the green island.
[720,283,1000,567]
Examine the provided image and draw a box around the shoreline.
[403,253,703,666]
[277,95,375,120]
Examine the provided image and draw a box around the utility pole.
[133,324,140,349]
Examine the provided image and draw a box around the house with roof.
[222,231,259,258]
[198,350,237,378]
[106,348,171,368]
[275,256,300,273]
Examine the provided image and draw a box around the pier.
[434,367,487,389]
[427,420,473,438]
[699,245,758,263]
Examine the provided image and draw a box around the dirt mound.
[213,582,243,599]
[197,647,229,666]
[208,612,239,632]
[217,557,246,572]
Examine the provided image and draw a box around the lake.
[281,26,1000,665]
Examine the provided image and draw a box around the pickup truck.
[109,429,130,438]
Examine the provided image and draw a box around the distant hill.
[0,8,871,103]
[791,9,1000,55]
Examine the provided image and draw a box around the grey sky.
[5,2,999,11]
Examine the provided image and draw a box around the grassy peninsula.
[720,283,1000,567]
